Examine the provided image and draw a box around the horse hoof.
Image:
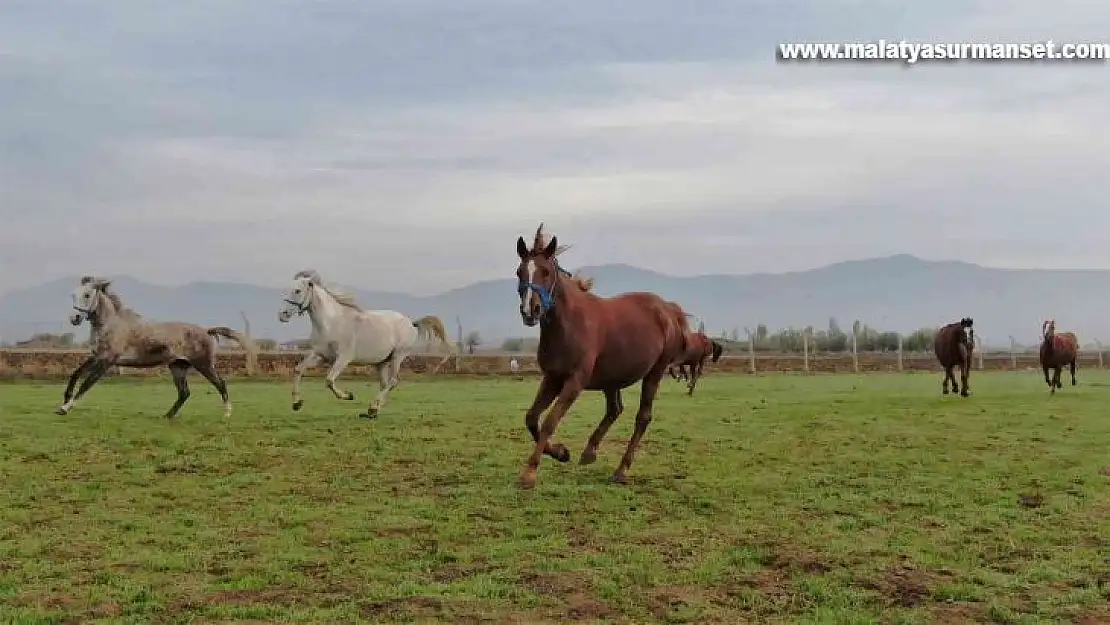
[960,391,969,397]
[552,444,571,463]
[344,392,355,401]
[609,473,628,485]
[54,407,68,416]
[292,400,304,411]
[517,472,537,489]
[942,388,950,395]
[359,410,378,420]
[579,450,597,465]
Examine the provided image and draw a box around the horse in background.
[1039,319,1078,393]
[668,332,724,396]
[57,276,256,418]
[933,317,974,397]
[513,223,689,488]
[277,270,454,419]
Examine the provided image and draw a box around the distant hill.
[3,255,1109,347]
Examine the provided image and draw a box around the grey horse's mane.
[80,275,133,316]
[293,269,362,311]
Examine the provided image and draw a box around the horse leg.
[518,376,583,489]
[291,351,324,410]
[580,388,624,465]
[194,359,232,417]
[57,356,95,414]
[56,359,110,414]
[959,362,970,397]
[1042,363,1052,388]
[164,360,192,419]
[323,353,356,402]
[668,366,679,381]
[611,371,663,484]
[941,366,953,394]
[362,355,405,419]
[1070,359,1077,386]
[687,358,706,396]
[522,374,564,458]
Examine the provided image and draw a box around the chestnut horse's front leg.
[518,374,583,489]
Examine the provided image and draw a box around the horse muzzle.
[69,313,83,326]
[520,308,539,327]
[278,309,293,323]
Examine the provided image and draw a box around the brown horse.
[1039,319,1078,393]
[514,224,689,488]
[933,317,974,396]
[57,277,256,418]
[668,332,724,396]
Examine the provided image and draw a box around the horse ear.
[94,279,111,290]
[543,235,558,258]
[516,236,528,258]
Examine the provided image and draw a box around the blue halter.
[517,260,572,315]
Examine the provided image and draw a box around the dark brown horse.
[514,224,689,489]
[668,332,723,396]
[933,317,974,396]
[1039,319,1078,393]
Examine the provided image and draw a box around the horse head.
[959,317,974,345]
[279,270,319,322]
[710,340,724,362]
[1042,318,1056,340]
[70,276,112,326]
[515,223,561,327]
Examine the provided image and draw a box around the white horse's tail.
[412,315,456,374]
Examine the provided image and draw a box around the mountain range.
[2,255,1108,348]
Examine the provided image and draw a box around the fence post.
[896,333,903,372]
[1097,339,1104,369]
[746,328,756,375]
[802,330,810,374]
[851,331,859,373]
[977,336,984,370]
[1008,335,1017,370]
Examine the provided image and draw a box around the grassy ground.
[1,371,1109,624]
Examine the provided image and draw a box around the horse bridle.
[284,281,314,316]
[518,259,572,316]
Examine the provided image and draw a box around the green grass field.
[1,371,1109,624]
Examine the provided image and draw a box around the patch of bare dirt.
[1098,467,1110,477]
[765,546,830,575]
[429,561,494,583]
[856,564,933,607]
[359,596,443,619]
[1076,607,1110,625]
[1018,493,1046,508]
[519,571,617,622]
[645,584,726,621]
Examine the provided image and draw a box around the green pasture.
[0,371,1108,624]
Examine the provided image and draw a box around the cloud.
[2,0,1109,296]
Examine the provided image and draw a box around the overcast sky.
[1,0,1108,295]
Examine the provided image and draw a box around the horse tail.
[207,326,258,375]
[412,315,456,374]
[710,340,724,363]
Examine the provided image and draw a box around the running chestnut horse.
[514,224,689,488]
[1039,319,1078,394]
[933,317,974,396]
[668,332,724,396]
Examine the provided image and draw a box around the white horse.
[277,269,454,418]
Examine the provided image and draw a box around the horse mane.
[531,223,595,293]
[81,275,131,316]
[294,269,363,311]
